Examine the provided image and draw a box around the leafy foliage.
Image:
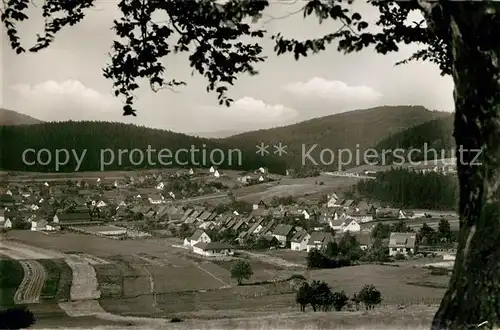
[295,280,355,312]
[0,306,36,329]
[230,260,253,285]
[357,284,382,310]
[2,1,451,115]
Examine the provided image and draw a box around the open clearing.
[235,176,362,203]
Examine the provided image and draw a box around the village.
[0,165,459,328]
[0,166,458,260]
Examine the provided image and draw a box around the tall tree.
[3,1,500,328]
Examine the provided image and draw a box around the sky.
[1,0,454,135]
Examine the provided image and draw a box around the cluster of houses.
[0,167,437,257]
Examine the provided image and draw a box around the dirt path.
[14,260,46,303]
[0,240,65,259]
[65,255,101,300]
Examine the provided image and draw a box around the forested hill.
[374,114,454,162]
[222,105,450,169]
[0,121,287,173]
[0,108,43,125]
[356,168,458,210]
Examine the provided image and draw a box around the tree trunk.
[431,3,500,330]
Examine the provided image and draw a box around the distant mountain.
[0,108,43,125]
[0,121,287,173]
[374,114,454,162]
[190,130,243,139]
[223,105,450,169]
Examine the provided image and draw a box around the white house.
[306,232,335,252]
[192,242,234,257]
[148,194,164,204]
[156,182,165,190]
[272,224,294,247]
[189,168,194,175]
[168,191,175,199]
[388,232,416,256]
[301,210,310,220]
[2,219,12,229]
[184,229,211,247]
[290,231,310,251]
[257,167,267,174]
[96,201,107,208]
[258,175,264,182]
[29,204,40,211]
[209,166,216,173]
[31,219,48,231]
[5,190,12,195]
[342,219,361,233]
[214,170,220,178]
[326,193,339,208]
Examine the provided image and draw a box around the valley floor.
[1,231,446,329]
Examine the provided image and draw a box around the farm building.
[388,232,417,256]
[184,229,211,247]
[192,241,234,257]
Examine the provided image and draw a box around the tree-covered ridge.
[356,168,458,210]
[223,106,449,169]
[0,121,287,173]
[375,115,454,162]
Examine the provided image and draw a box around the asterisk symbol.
[273,143,287,156]
[256,143,270,156]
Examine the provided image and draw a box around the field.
[0,230,453,328]
[234,175,363,203]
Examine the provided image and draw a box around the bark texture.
[431,3,500,330]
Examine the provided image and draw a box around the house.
[31,219,48,231]
[326,193,339,208]
[209,166,216,173]
[2,218,12,229]
[189,168,194,175]
[354,232,373,250]
[214,170,221,178]
[156,182,165,190]
[306,232,335,252]
[148,194,165,204]
[0,208,4,223]
[53,212,97,226]
[247,218,265,235]
[388,232,416,256]
[342,219,361,232]
[271,224,295,247]
[290,230,311,251]
[192,242,234,257]
[184,229,211,247]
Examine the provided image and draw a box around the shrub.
[358,284,382,310]
[332,291,349,311]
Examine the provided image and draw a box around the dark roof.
[190,229,207,241]
[56,212,92,222]
[193,241,233,250]
[273,224,294,236]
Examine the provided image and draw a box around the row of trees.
[357,168,458,210]
[296,281,382,312]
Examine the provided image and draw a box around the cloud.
[197,96,298,132]
[9,80,124,122]
[281,77,384,119]
[284,77,383,102]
